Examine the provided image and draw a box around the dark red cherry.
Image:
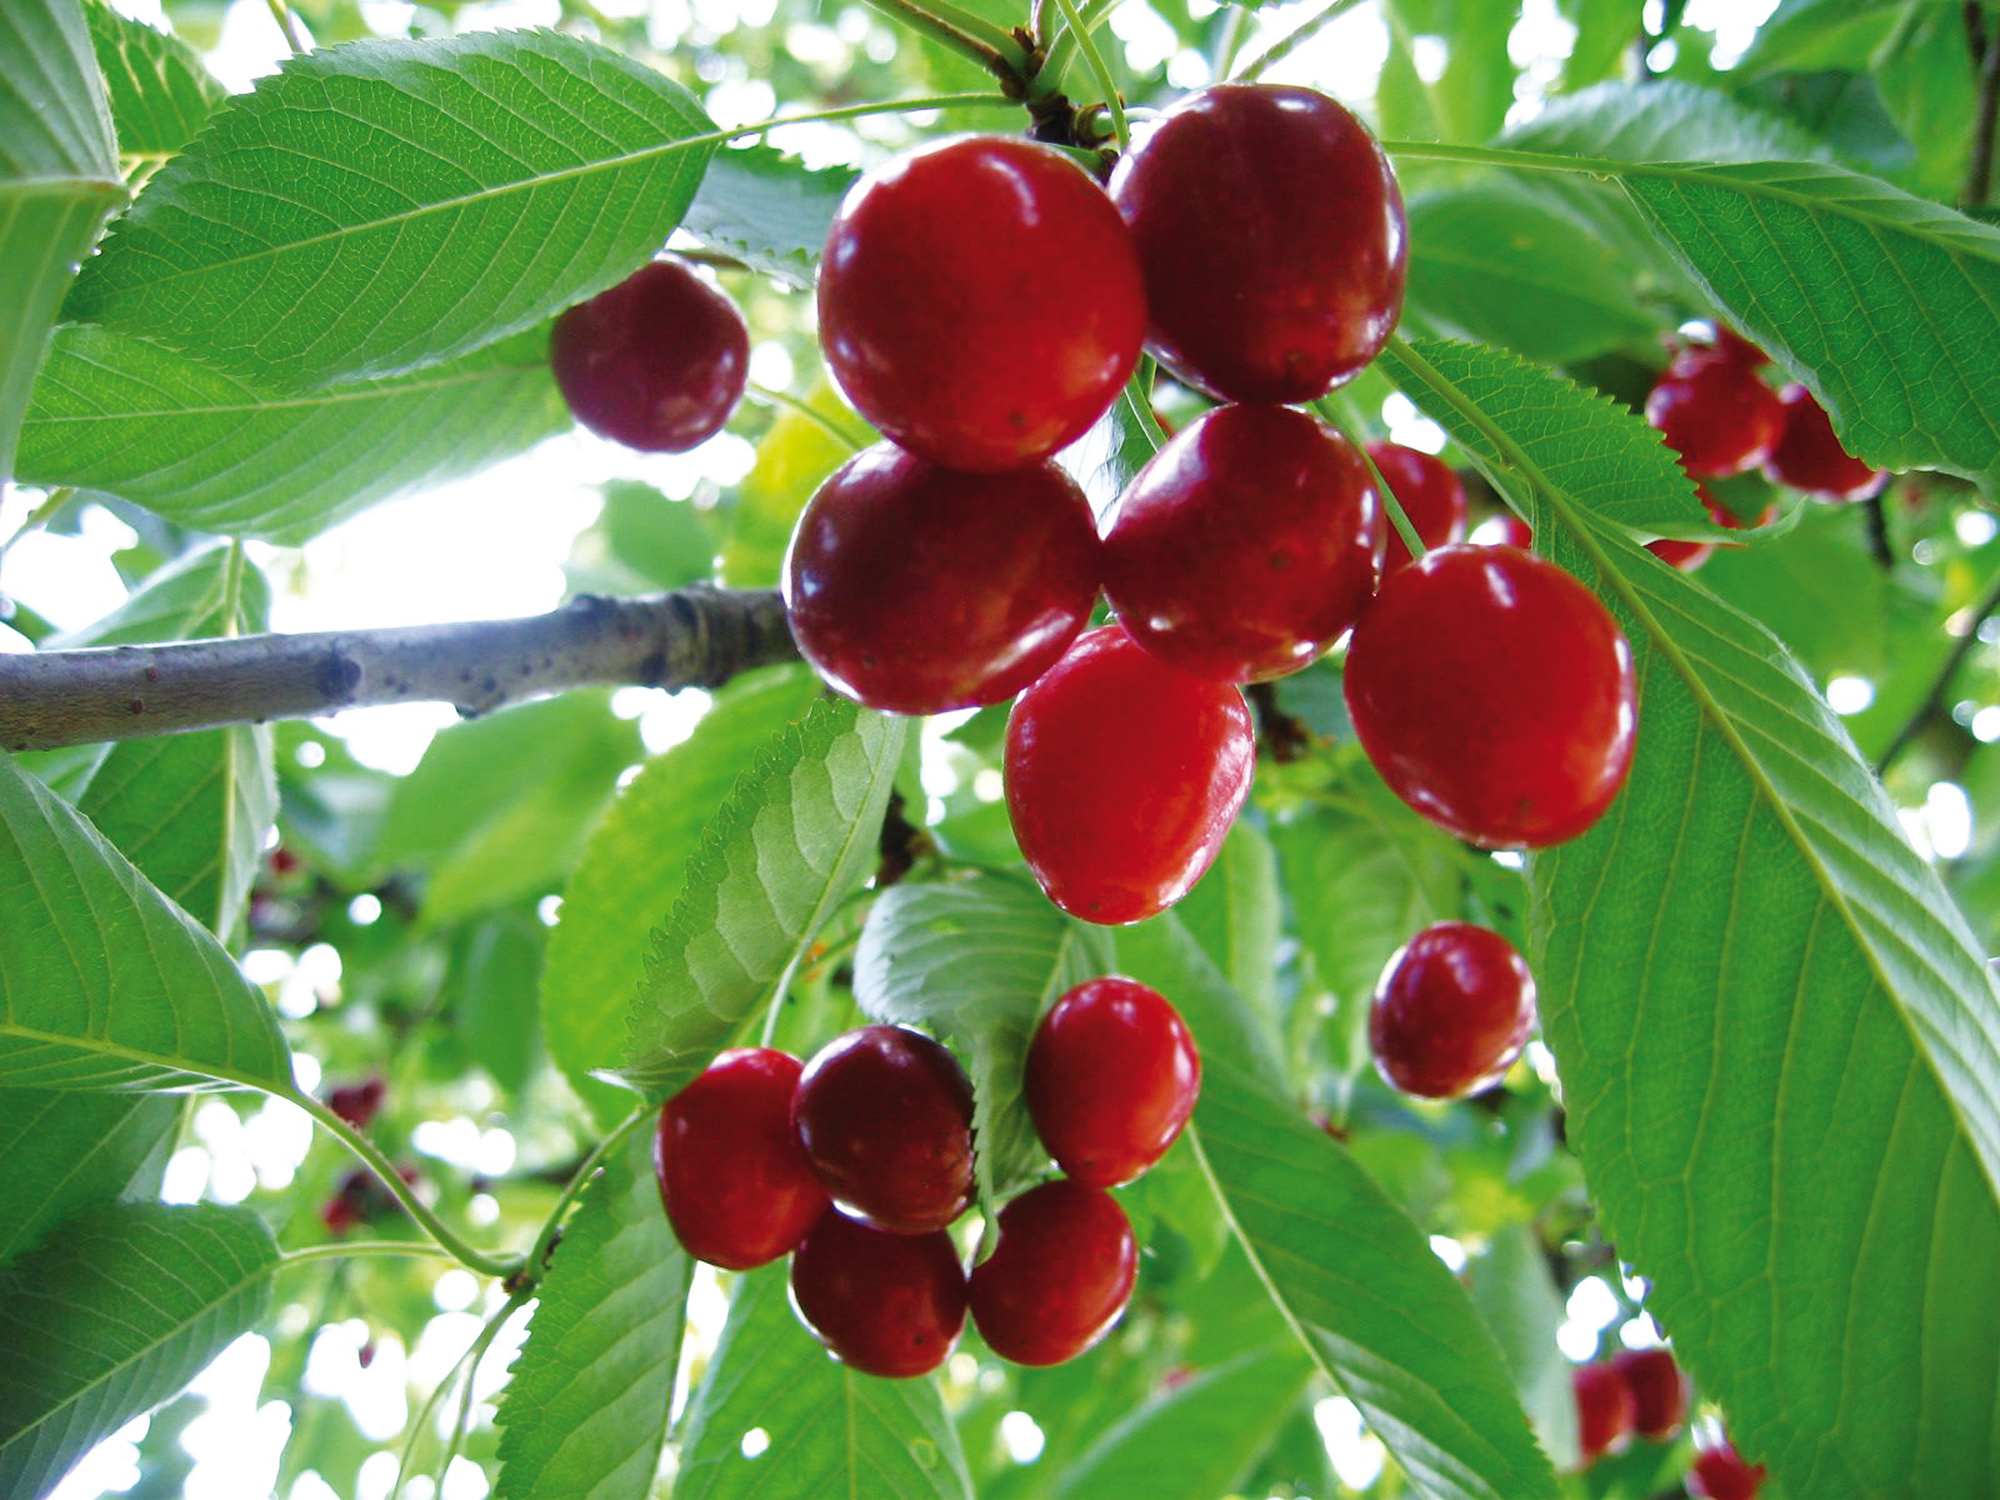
[1764,384,1885,499]
[1688,1442,1766,1500]
[783,442,1099,714]
[817,135,1145,472]
[653,1048,828,1270]
[1006,625,1254,924]
[969,1180,1137,1366]
[1613,1348,1688,1440]
[1109,83,1406,403]
[1469,512,1532,550]
[1367,442,1468,575]
[1648,487,1777,571]
[327,1076,385,1131]
[789,1208,966,1378]
[1573,1361,1637,1465]
[792,1026,975,1235]
[1369,922,1535,1099]
[1644,356,1783,478]
[550,257,748,453]
[1344,545,1636,849]
[1705,325,1769,368]
[1102,404,1383,683]
[1025,977,1200,1186]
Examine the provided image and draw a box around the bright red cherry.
[1102,404,1383,683]
[969,1180,1137,1366]
[1367,442,1468,575]
[1369,922,1535,1099]
[1109,83,1406,403]
[1006,625,1254,924]
[1024,977,1201,1186]
[792,1026,975,1235]
[653,1048,828,1270]
[784,442,1099,714]
[1469,512,1532,550]
[1573,1362,1637,1465]
[789,1208,966,1378]
[1647,487,1773,572]
[1344,545,1637,849]
[1613,1347,1689,1440]
[1764,384,1886,500]
[817,135,1144,472]
[1705,325,1769,368]
[1644,356,1784,478]
[1688,1441,1767,1500]
[550,258,748,452]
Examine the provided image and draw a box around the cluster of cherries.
[1572,1346,1764,1498]
[652,976,1199,1378]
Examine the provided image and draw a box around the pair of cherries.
[1573,1348,1764,1498]
[652,977,1200,1377]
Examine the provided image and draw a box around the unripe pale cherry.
[1764,384,1886,500]
[817,135,1145,472]
[1006,625,1255,924]
[783,442,1100,714]
[789,1208,966,1378]
[969,1180,1138,1366]
[1369,923,1536,1099]
[1644,355,1784,478]
[1109,83,1406,403]
[1103,404,1384,683]
[550,257,748,453]
[1367,442,1467,576]
[1343,544,1637,849]
[653,1048,828,1270]
[1025,977,1201,1186]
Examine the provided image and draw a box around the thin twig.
[863,0,1031,89]
[1876,568,2000,774]
[1232,0,1367,81]
[1965,1,2000,205]
[1864,493,1895,570]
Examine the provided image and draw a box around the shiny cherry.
[1368,442,1468,575]
[653,1048,828,1270]
[1025,977,1201,1186]
[1573,1362,1637,1465]
[969,1180,1137,1366]
[1469,512,1532,550]
[1109,83,1406,403]
[1612,1347,1688,1441]
[550,258,748,453]
[792,1026,974,1235]
[1103,404,1383,683]
[1688,1441,1766,1500]
[1006,625,1254,924]
[789,1208,966,1378]
[1644,355,1783,478]
[1369,922,1535,1099]
[784,442,1100,714]
[1764,383,1885,499]
[1647,487,1773,572]
[817,135,1144,472]
[1344,544,1637,849]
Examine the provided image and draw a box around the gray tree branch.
[0,586,798,752]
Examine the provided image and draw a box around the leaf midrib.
[28,357,547,423]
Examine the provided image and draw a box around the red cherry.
[789,1208,967,1378]
[1102,404,1384,683]
[549,258,748,453]
[653,1048,828,1270]
[1344,545,1637,849]
[783,442,1100,714]
[1573,1361,1637,1465]
[1109,83,1406,403]
[1367,442,1468,575]
[817,136,1144,473]
[969,1180,1137,1366]
[327,1076,386,1131]
[1469,512,1532,550]
[1648,487,1776,572]
[1764,384,1886,500]
[1368,922,1535,1099]
[792,1026,975,1235]
[1644,357,1784,478]
[1005,625,1254,924]
[1706,325,1769,368]
[1688,1441,1767,1500]
[1612,1347,1688,1440]
[319,1193,364,1237]
[1025,977,1201,1186]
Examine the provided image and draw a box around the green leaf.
[0,750,293,1093]
[1066,361,1164,514]
[543,668,820,1124]
[0,1203,277,1499]
[614,697,908,1098]
[568,479,717,594]
[1501,78,1833,163]
[493,1129,689,1500]
[853,875,1113,1211]
[0,0,123,483]
[1383,333,2000,1497]
[719,387,860,588]
[0,1090,182,1270]
[1467,1225,1577,1471]
[1051,1350,1312,1500]
[450,910,545,1096]
[1114,917,1560,1500]
[1173,820,1281,1035]
[675,1265,973,1500]
[84,2,223,158]
[66,30,716,391]
[683,143,854,289]
[18,323,567,546]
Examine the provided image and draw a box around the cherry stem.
[1231,0,1368,81]
[1965,0,2000,205]
[438,1288,532,1487]
[521,1108,654,1283]
[746,383,867,451]
[1316,394,1426,562]
[1047,0,1129,145]
[862,0,1033,89]
[1875,565,2000,774]
[279,1241,461,1269]
[1035,0,1116,101]
[262,0,309,54]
